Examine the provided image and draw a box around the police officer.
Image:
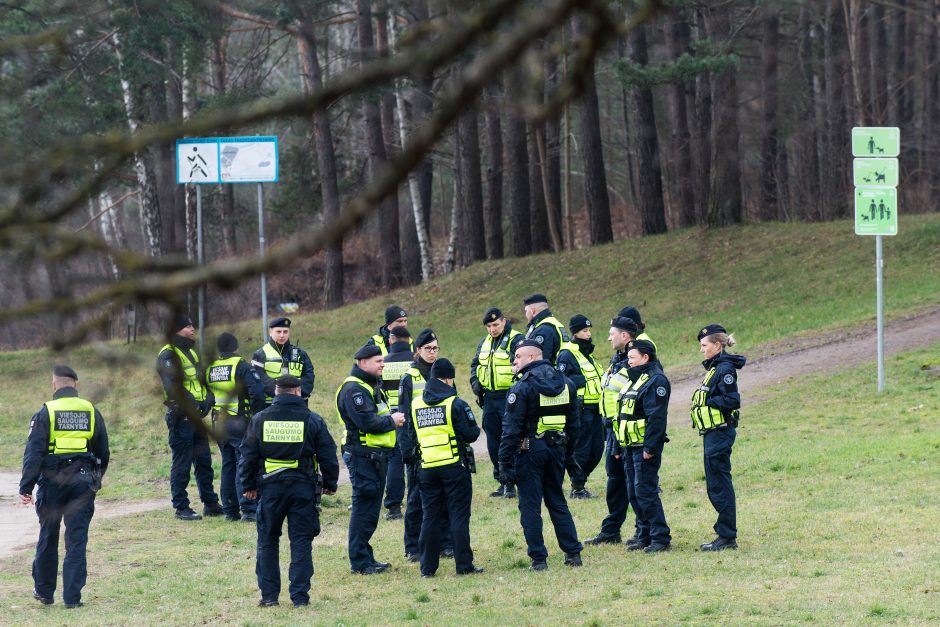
[157,314,221,520]
[556,314,604,499]
[368,305,414,355]
[252,317,315,406]
[398,328,453,561]
[469,307,523,498]
[20,366,110,609]
[583,316,639,545]
[381,326,413,521]
[240,375,339,607]
[693,324,745,551]
[205,332,266,522]
[613,339,671,552]
[522,294,569,364]
[498,339,583,571]
[336,344,406,574]
[619,305,657,350]
[399,358,483,577]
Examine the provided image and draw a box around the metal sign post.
[196,185,205,355]
[258,183,268,334]
[852,126,900,393]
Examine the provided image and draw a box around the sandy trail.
[3,307,939,559]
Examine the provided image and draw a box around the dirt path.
[3,306,939,560]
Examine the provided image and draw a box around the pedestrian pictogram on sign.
[176,139,220,184]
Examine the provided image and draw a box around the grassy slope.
[0,346,938,625]
[1,215,939,500]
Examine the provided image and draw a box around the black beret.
[697,323,728,341]
[569,314,592,334]
[523,293,548,306]
[355,344,383,360]
[627,339,657,358]
[275,375,302,389]
[216,332,238,353]
[53,365,78,380]
[269,317,291,329]
[430,358,456,380]
[414,328,437,348]
[388,325,410,339]
[610,316,640,335]
[385,305,408,325]
[516,339,544,352]
[170,314,194,334]
[483,307,503,324]
[618,306,645,329]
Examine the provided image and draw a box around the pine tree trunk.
[483,81,504,259]
[210,34,237,257]
[529,125,550,253]
[506,110,531,257]
[706,6,743,226]
[692,8,712,224]
[458,105,487,262]
[759,9,781,221]
[629,22,667,234]
[297,15,344,307]
[665,7,696,228]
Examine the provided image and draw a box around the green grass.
[1,346,939,624]
[2,216,940,502]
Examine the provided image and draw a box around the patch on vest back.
[208,365,233,382]
[263,421,304,443]
[723,374,735,385]
[55,410,91,431]
[416,406,447,428]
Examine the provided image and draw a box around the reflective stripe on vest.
[261,419,305,473]
[261,344,304,401]
[536,386,571,434]
[411,396,460,468]
[207,356,241,416]
[161,344,207,402]
[335,376,395,448]
[526,316,569,360]
[601,366,631,419]
[381,359,412,410]
[691,367,726,432]
[406,367,427,396]
[559,342,603,404]
[45,397,96,455]
[615,374,650,447]
[476,330,522,391]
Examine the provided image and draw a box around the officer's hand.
[391,412,406,427]
[321,487,336,496]
[613,454,621,460]
[642,450,653,460]
[19,493,32,505]
[474,394,484,408]
[243,489,258,500]
[498,462,515,484]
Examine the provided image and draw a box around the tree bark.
[297,14,344,307]
[759,9,780,221]
[506,109,531,257]
[457,105,487,262]
[629,22,667,234]
[869,3,888,125]
[357,0,400,289]
[544,51,563,243]
[577,16,613,244]
[483,81,504,259]
[529,124,550,253]
[209,32,237,257]
[665,7,695,228]
[692,8,712,224]
[706,6,743,226]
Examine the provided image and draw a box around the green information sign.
[852,127,900,157]
[854,187,897,236]
[853,158,899,187]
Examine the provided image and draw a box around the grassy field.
[1,215,939,502]
[1,343,938,625]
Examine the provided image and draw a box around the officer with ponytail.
[693,324,745,551]
[19,366,110,609]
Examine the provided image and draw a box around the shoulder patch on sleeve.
[558,363,566,372]
[723,373,735,385]
[353,393,365,407]
[656,386,667,397]
[466,407,477,423]
[507,392,517,405]
[535,335,544,344]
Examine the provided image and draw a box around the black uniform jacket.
[498,360,580,468]
[701,352,746,414]
[239,393,339,492]
[398,378,481,467]
[469,322,524,398]
[252,340,315,400]
[614,360,670,457]
[336,365,396,450]
[20,387,110,495]
[157,334,214,414]
[524,309,566,364]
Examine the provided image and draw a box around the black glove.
[471,380,484,400]
[199,399,213,417]
[474,394,484,409]
[498,462,515,484]
[402,447,418,466]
